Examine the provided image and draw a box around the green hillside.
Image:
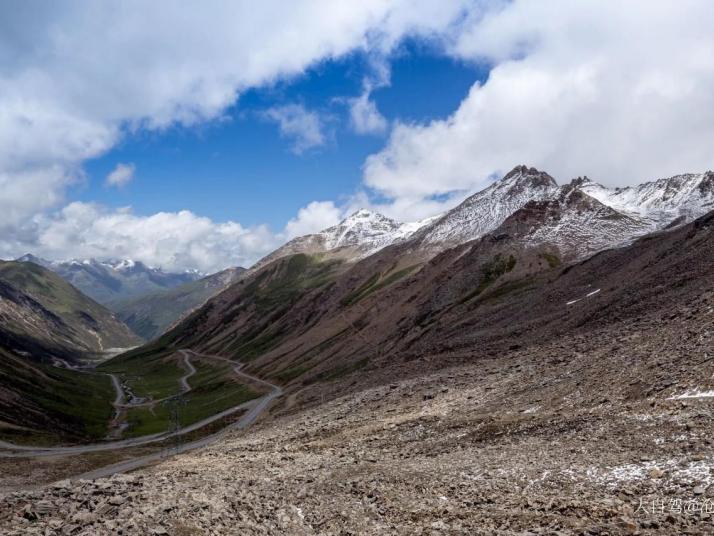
[0,260,142,355]
[0,346,115,445]
[113,267,244,340]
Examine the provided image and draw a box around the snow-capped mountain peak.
[413,165,560,248]
[251,209,435,270]
[14,255,203,304]
[108,259,138,271]
[576,171,714,230]
[318,210,405,251]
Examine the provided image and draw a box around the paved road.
[77,353,282,480]
[0,350,282,463]
[179,351,197,392]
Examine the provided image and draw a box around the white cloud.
[105,163,135,188]
[348,56,390,135]
[364,0,714,212]
[0,166,74,230]
[263,104,326,154]
[9,2,712,269]
[0,0,473,266]
[285,201,342,239]
[349,91,388,135]
[33,203,281,272]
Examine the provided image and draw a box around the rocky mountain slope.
[0,261,141,359]
[251,166,714,275]
[16,255,203,306]
[499,181,650,262]
[411,165,560,250]
[5,208,714,534]
[131,173,711,395]
[251,209,434,272]
[112,267,246,340]
[0,261,140,444]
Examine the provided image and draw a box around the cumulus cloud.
[105,163,135,188]
[348,57,390,135]
[33,203,281,273]
[284,201,342,239]
[8,1,712,269]
[0,0,472,182]
[263,105,326,154]
[0,0,473,267]
[364,0,714,212]
[349,92,388,135]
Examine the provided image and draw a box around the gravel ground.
[2,337,713,535]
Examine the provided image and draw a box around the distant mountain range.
[16,255,204,306]
[0,260,142,442]
[112,267,246,340]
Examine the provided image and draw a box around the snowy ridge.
[504,186,651,260]
[252,209,436,270]
[579,172,714,230]
[254,166,714,270]
[413,166,560,248]
[317,209,434,254]
[409,167,714,259]
[17,255,205,278]
[19,167,714,279]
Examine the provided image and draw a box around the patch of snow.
[567,288,601,305]
[667,389,714,400]
[587,459,714,489]
[581,172,714,230]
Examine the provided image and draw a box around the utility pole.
[166,395,187,455]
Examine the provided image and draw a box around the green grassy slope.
[124,362,259,437]
[0,261,141,444]
[112,267,244,340]
[102,252,422,391]
[99,346,185,400]
[100,348,259,437]
[0,260,142,354]
[0,347,115,445]
[107,254,344,365]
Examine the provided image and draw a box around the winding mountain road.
[0,350,282,472]
[179,351,197,392]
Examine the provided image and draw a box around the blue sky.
[1,1,712,272]
[79,43,484,230]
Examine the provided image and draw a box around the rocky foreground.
[2,307,714,535]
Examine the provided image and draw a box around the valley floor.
[1,322,713,535]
